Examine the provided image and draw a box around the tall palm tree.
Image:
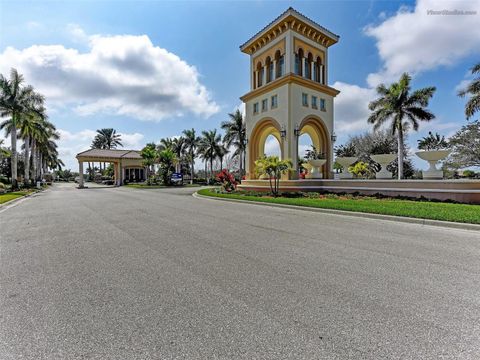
[198,129,222,180]
[368,73,436,179]
[19,102,46,185]
[458,62,480,120]
[221,109,246,177]
[0,68,43,189]
[182,128,200,184]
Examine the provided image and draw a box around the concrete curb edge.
[193,191,480,232]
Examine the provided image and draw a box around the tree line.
[139,109,246,184]
[0,69,62,189]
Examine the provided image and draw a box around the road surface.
[1,183,479,359]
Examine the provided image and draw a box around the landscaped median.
[197,188,480,225]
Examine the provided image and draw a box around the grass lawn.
[126,183,201,189]
[197,188,480,224]
[0,191,31,205]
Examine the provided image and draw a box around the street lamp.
[331,132,337,142]
[280,125,287,139]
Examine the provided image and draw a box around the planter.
[371,154,396,179]
[307,159,327,179]
[336,157,358,179]
[416,150,450,180]
[258,173,269,180]
[302,162,313,179]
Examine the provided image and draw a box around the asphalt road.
[1,183,479,359]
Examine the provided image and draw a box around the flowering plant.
[216,169,237,192]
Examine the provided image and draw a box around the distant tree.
[198,129,222,181]
[140,143,157,176]
[368,72,436,179]
[182,128,200,184]
[157,148,176,185]
[95,128,123,149]
[458,62,480,120]
[447,120,480,168]
[417,131,449,151]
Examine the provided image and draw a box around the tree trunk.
[210,159,213,181]
[24,135,30,186]
[397,131,404,180]
[239,152,243,178]
[31,140,37,185]
[11,121,18,190]
[191,154,194,185]
[220,157,223,171]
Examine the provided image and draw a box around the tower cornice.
[240,7,339,55]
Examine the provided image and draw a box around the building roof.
[76,149,142,160]
[240,7,339,54]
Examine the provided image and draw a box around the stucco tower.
[240,8,340,179]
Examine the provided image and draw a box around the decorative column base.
[376,169,393,179]
[422,170,444,180]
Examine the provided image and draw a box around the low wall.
[238,179,480,204]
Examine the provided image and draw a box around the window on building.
[262,99,268,112]
[253,102,259,114]
[271,95,278,109]
[294,53,300,75]
[268,63,274,83]
[277,55,284,78]
[302,93,308,107]
[259,68,264,87]
[320,98,326,111]
[311,96,318,109]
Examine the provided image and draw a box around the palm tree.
[417,131,449,151]
[95,128,123,149]
[0,139,10,159]
[182,128,200,184]
[458,62,480,120]
[221,109,246,177]
[0,68,43,189]
[19,102,46,185]
[368,73,436,179]
[140,143,157,177]
[198,129,222,181]
[217,144,229,171]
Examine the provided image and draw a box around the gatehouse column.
[78,161,84,188]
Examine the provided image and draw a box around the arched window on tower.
[297,48,304,76]
[266,57,273,83]
[257,61,263,87]
[275,50,284,78]
[305,53,313,79]
[315,56,322,83]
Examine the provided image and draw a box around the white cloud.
[333,81,376,133]
[56,129,144,169]
[66,23,89,43]
[365,0,480,87]
[0,28,219,121]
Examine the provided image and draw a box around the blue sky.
[1,0,479,170]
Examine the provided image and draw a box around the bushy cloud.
[365,0,480,86]
[0,29,219,121]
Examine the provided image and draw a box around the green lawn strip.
[0,191,31,205]
[126,183,201,189]
[197,188,480,224]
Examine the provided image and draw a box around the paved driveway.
[1,183,479,359]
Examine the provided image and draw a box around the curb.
[0,189,42,211]
[193,192,480,232]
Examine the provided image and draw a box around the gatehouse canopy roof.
[76,149,142,160]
